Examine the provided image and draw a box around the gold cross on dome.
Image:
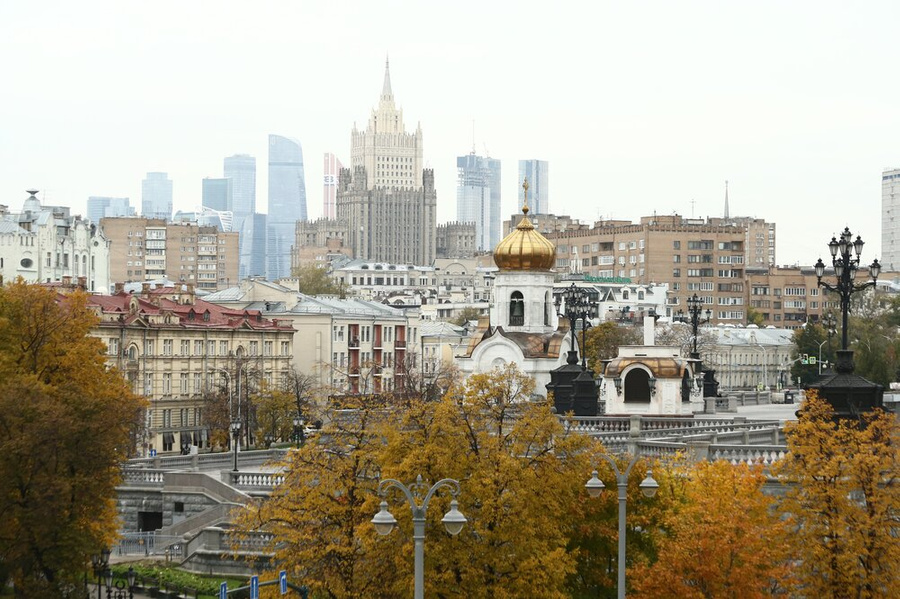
[522,177,530,214]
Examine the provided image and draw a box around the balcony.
[509,315,524,326]
[395,340,406,349]
[349,338,360,349]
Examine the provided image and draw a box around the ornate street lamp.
[586,456,658,599]
[554,283,594,369]
[548,283,599,415]
[372,475,466,599]
[814,227,881,354]
[810,227,884,417]
[90,548,111,599]
[103,566,137,599]
[677,293,716,397]
[676,293,711,358]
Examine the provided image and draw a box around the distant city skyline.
[4,2,900,266]
[141,172,172,220]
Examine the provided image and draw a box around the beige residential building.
[534,214,750,324]
[204,279,419,395]
[87,283,294,455]
[101,217,239,291]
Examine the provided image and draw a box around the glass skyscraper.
[141,172,173,220]
[457,153,501,251]
[267,135,307,280]
[224,155,256,222]
[202,177,233,214]
[517,159,549,214]
[88,196,134,224]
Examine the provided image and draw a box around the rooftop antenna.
[724,180,730,219]
[690,198,696,218]
[472,119,476,154]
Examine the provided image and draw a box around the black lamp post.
[814,228,881,356]
[292,415,304,449]
[810,227,884,418]
[230,420,241,471]
[103,566,136,599]
[677,293,716,398]
[90,549,111,599]
[677,293,711,358]
[555,283,593,369]
[548,283,599,416]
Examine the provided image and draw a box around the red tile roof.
[87,292,294,331]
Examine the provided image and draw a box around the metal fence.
[114,531,184,557]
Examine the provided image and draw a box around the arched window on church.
[509,291,525,326]
[544,291,551,326]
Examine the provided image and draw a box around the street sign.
[280,570,288,594]
[219,582,227,599]
[250,575,259,599]
[149,449,157,457]
[809,356,817,365]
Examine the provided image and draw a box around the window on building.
[509,291,525,326]
[163,373,172,395]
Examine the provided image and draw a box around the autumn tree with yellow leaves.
[235,364,606,598]
[629,460,793,598]
[775,390,899,598]
[0,281,144,596]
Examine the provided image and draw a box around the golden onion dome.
[493,179,556,271]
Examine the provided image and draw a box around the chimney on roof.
[141,283,151,297]
[77,276,87,290]
[184,283,195,305]
[114,282,124,294]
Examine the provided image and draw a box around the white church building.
[456,193,572,395]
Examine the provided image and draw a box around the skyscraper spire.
[381,55,393,100]
[724,180,730,219]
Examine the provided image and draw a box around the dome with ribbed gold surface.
[493,179,556,271]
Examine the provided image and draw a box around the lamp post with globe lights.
[586,455,658,599]
[372,475,466,599]
[814,228,881,356]
[810,227,884,418]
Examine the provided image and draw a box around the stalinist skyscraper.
[336,59,437,264]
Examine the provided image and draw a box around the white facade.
[457,269,570,395]
[0,191,110,291]
[601,344,701,415]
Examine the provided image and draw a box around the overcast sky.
[3,1,899,266]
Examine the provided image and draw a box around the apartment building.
[101,217,239,291]
[87,283,294,454]
[203,279,418,395]
[532,214,751,324]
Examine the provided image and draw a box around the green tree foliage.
[0,281,144,596]
[293,263,340,296]
[450,306,481,327]
[583,321,642,373]
[746,306,765,327]
[775,391,900,597]
[791,322,831,384]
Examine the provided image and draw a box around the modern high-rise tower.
[267,135,307,279]
[883,168,900,270]
[517,159,549,214]
[457,152,501,251]
[202,177,233,213]
[88,196,134,224]
[336,59,437,265]
[323,152,343,219]
[224,155,256,223]
[141,172,173,220]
